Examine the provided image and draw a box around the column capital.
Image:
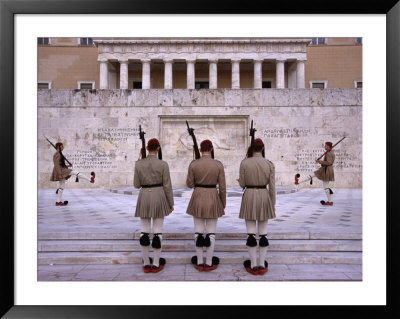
[275,59,286,64]
[296,59,307,63]
[253,59,263,63]
[141,59,151,63]
[118,59,129,64]
[98,58,108,63]
[186,59,196,64]
[163,59,174,64]
[208,59,218,64]
[231,59,241,63]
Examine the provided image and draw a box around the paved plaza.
[38,186,362,281]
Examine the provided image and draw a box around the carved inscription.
[263,128,312,138]
[95,128,138,142]
[65,150,117,170]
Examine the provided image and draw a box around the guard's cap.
[148,138,160,147]
[254,138,264,147]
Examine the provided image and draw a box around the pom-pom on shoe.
[90,172,95,183]
[258,261,269,275]
[321,200,333,206]
[243,260,258,276]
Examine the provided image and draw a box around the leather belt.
[245,185,267,189]
[195,184,217,188]
[141,183,163,188]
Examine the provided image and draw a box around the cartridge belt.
[141,183,163,188]
[195,184,217,188]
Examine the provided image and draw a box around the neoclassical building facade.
[95,38,309,90]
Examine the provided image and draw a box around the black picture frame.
[1,0,399,317]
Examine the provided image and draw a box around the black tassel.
[329,188,333,194]
[246,234,257,247]
[204,234,211,247]
[195,233,205,247]
[259,235,269,247]
[151,234,162,249]
[139,233,150,246]
[191,256,198,265]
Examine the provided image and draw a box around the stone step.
[38,239,362,253]
[38,251,362,266]
[38,231,362,241]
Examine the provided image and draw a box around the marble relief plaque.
[159,115,248,161]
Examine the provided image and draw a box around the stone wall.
[38,88,362,189]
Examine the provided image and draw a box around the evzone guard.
[185,121,226,271]
[237,121,276,275]
[47,138,95,206]
[134,132,174,273]
[295,137,345,206]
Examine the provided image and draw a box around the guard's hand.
[68,164,73,167]
[170,206,174,212]
[58,174,63,179]
[236,178,240,183]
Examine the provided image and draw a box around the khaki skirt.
[186,188,225,219]
[239,188,275,221]
[135,187,172,218]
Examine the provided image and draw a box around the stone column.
[209,59,218,89]
[296,59,306,88]
[186,60,195,89]
[276,59,285,89]
[231,59,240,89]
[164,59,173,89]
[119,60,129,89]
[142,59,151,89]
[253,59,263,89]
[99,60,109,89]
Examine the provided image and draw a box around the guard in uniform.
[314,141,335,205]
[134,138,174,273]
[50,142,95,206]
[238,138,275,275]
[186,139,226,272]
[296,141,335,205]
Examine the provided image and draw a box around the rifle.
[316,136,346,161]
[45,136,79,182]
[186,121,201,160]
[139,125,146,159]
[246,120,256,158]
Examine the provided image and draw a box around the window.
[78,81,95,89]
[354,81,362,88]
[311,38,325,45]
[310,81,327,89]
[132,81,142,89]
[356,37,362,44]
[38,38,50,45]
[195,81,209,89]
[262,81,272,88]
[80,38,93,46]
[38,82,51,89]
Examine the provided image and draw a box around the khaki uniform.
[314,151,335,182]
[186,155,226,219]
[134,155,174,218]
[238,154,276,221]
[50,152,72,181]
